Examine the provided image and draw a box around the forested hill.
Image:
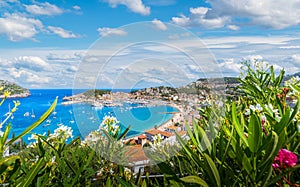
[0,80,30,98]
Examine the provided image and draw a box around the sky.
[0,0,300,88]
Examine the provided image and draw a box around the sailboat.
[43,119,51,127]
[31,109,35,118]
[52,109,57,118]
[57,117,63,126]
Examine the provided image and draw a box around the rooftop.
[138,134,147,139]
[125,145,149,162]
[145,129,173,137]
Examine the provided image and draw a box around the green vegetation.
[0,80,29,96]
[83,89,111,98]
[0,60,299,186]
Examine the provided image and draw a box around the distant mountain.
[0,80,30,98]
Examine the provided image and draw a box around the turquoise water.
[0,89,178,143]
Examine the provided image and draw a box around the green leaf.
[198,126,212,153]
[248,114,262,153]
[274,109,290,134]
[232,103,249,147]
[118,126,131,141]
[203,153,221,187]
[259,131,278,168]
[18,158,45,187]
[290,84,300,93]
[175,130,201,165]
[7,97,58,146]
[115,176,133,187]
[242,154,252,175]
[0,156,20,175]
[180,176,209,187]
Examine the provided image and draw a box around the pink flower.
[272,149,298,169]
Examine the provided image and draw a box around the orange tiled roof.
[138,134,147,139]
[145,129,173,137]
[166,125,178,130]
[125,145,149,162]
[177,131,187,136]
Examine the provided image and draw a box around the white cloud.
[24,2,63,16]
[227,25,239,31]
[8,68,50,84]
[48,26,80,38]
[14,56,52,71]
[279,46,300,49]
[46,52,83,62]
[172,7,230,29]
[73,5,81,10]
[172,0,300,29]
[171,14,190,27]
[242,55,264,62]
[0,13,43,41]
[67,66,78,72]
[0,57,13,67]
[97,27,127,37]
[0,0,18,7]
[103,0,150,15]
[152,19,167,30]
[217,58,242,75]
[290,54,300,63]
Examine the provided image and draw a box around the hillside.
[0,80,30,98]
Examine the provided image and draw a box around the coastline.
[123,102,184,141]
[0,92,30,99]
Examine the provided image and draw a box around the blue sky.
[0,0,300,88]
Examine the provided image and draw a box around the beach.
[123,102,185,141]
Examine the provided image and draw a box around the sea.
[0,89,178,143]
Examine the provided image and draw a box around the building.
[126,145,149,173]
[145,129,173,142]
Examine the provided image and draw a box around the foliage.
[148,60,300,186]
[1,60,299,186]
[0,80,29,96]
[83,89,111,98]
[0,90,58,184]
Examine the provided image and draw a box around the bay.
[0,89,178,143]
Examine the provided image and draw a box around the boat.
[24,112,30,117]
[31,109,35,118]
[43,123,50,127]
[52,109,57,116]
[57,117,63,126]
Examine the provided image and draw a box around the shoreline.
[123,102,184,141]
[0,92,30,99]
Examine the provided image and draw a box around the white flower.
[28,134,39,141]
[99,115,120,136]
[265,104,280,121]
[244,109,251,116]
[0,130,4,137]
[100,115,119,127]
[51,125,73,140]
[124,167,131,173]
[51,156,56,163]
[249,104,263,113]
[285,76,300,87]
